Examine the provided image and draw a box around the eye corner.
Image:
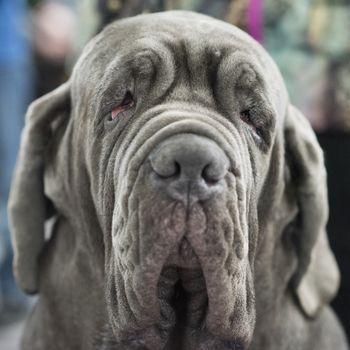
[239,107,271,150]
[109,90,135,121]
[239,108,259,134]
[122,90,135,106]
[239,108,253,124]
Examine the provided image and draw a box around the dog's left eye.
[110,91,135,120]
[240,109,262,138]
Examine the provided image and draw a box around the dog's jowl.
[8,11,349,350]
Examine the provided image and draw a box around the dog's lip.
[179,236,195,260]
[122,200,249,346]
[165,236,201,268]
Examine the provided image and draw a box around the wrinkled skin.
[8,11,348,350]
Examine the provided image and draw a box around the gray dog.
[8,11,349,350]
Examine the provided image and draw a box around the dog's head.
[9,11,339,349]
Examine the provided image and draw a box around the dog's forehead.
[73,11,288,120]
[99,11,266,62]
[78,11,274,71]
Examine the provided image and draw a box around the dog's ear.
[8,82,71,295]
[284,104,340,317]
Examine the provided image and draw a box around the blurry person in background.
[31,0,76,96]
[0,0,33,325]
[263,0,350,132]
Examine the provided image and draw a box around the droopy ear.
[284,104,340,317]
[8,82,71,295]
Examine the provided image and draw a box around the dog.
[9,11,349,350]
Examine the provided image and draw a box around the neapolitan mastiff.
[9,11,349,350]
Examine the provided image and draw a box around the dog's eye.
[240,109,262,138]
[240,109,255,129]
[110,91,135,120]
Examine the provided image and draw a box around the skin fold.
[8,11,349,350]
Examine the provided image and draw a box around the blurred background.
[0,0,349,348]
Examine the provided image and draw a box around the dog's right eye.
[110,91,135,121]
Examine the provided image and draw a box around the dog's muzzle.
[147,133,230,268]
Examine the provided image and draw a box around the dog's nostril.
[202,164,220,185]
[150,156,181,179]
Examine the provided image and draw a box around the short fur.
[8,11,348,350]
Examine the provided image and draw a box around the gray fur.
[8,11,348,350]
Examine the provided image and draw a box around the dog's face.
[9,11,340,350]
[73,12,284,347]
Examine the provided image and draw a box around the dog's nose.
[149,134,229,204]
